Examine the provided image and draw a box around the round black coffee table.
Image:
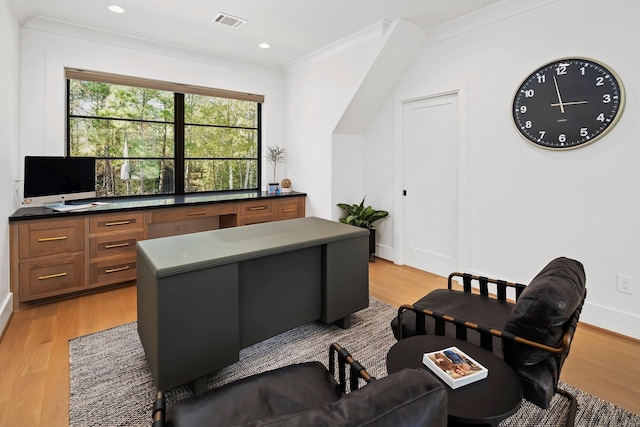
[387,335,522,426]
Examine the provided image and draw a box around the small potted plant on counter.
[266,145,286,194]
[337,197,388,261]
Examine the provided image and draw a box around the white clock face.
[512,58,624,150]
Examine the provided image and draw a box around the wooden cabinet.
[236,197,306,225]
[89,213,144,234]
[274,197,305,221]
[149,203,235,223]
[9,194,305,309]
[236,200,274,226]
[19,218,84,258]
[19,255,84,301]
[88,212,144,287]
[13,217,85,302]
[147,204,235,238]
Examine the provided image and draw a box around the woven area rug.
[69,297,640,426]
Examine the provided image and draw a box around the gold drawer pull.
[105,266,130,274]
[186,211,206,216]
[283,208,296,213]
[38,272,67,280]
[105,242,130,249]
[38,236,68,242]
[249,206,266,211]
[105,220,131,226]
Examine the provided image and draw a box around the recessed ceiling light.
[259,43,272,49]
[107,4,126,14]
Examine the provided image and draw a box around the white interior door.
[402,93,458,277]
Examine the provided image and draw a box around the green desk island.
[136,217,370,391]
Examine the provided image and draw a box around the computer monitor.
[23,156,96,206]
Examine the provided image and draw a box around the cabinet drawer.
[89,230,143,259]
[19,218,84,259]
[146,217,220,239]
[89,256,137,286]
[274,198,305,221]
[237,215,274,226]
[19,254,84,301]
[89,212,144,234]
[237,200,273,219]
[150,204,235,223]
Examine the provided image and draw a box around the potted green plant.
[266,145,286,183]
[337,197,388,261]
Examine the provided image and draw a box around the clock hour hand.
[553,76,565,113]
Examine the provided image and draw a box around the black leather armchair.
[391,257,587,426]
[152,343,448,427]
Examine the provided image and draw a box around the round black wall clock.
[512,57,625,150]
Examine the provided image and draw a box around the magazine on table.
[422,346,488,389]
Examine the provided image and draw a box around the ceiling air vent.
[213,12,248,29]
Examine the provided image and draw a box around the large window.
[67,71,262,198]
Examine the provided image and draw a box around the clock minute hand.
[564,100,588,106]
[553,76,565,113]
[550,100,589,107]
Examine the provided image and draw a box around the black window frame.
[65,75,263,199]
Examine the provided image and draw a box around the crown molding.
[423,0,559,46]
[283,20,390,76]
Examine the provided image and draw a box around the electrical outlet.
[617,274,633,294]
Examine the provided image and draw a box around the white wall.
[332,133,364,221]
[0,0,20,335]
[284,37,381,219]
[365,0,640,338]
[18,25,286,191]
[363,99,395,260]
[285,20,424,221]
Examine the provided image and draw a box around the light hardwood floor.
[0,259,638,426]
[0,285,137,426]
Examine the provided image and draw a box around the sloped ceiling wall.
[334,19,425,135]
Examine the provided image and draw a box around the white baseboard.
[0,292,13,338]
[374,244,394,262]
[581,301,640,341]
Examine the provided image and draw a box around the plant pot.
[369,229,376,262]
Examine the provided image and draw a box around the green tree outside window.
[68,79,261,197]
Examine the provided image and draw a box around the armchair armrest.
[328,342,376,392]
[448,272,526,301]
[152,390,165,427]
[396,302,579,356]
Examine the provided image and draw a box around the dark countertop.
[9,190,306,222]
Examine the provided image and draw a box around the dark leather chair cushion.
[503,257,586,366]
[391,289,515,358]
[514,357,558,409]
[238,368,448,427]
[165,362,343,426]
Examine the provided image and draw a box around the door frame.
[392,86,470,273]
